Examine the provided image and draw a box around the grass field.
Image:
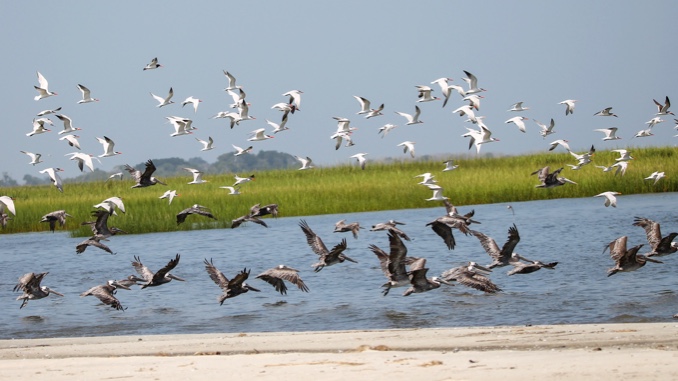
[0,146,675,237]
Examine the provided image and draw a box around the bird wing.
[203,258,229,289]
[470,229,503,261]
[427,220,456,250]
[500,224,521,259]
[299,219,329,256]
[633,217,662,250]
[140,160,157,181]
[131,256,155,281]
[151,254,180,284]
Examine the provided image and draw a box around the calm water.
[2,193,677,339]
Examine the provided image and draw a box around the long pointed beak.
[471,263,493,275]
[247,285,261,292]
[112,281,131,290]
[438,278,454,286]
[168,274,185,281]
[644,256,664,264]
[51,290,64,297]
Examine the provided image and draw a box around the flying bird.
[294,155,314,170]
[441,262,501,293]
[34,71,57,100]
[593,107,617,117]
[333,219,363,239]
[143,57,163,70]
[184,167,207,184]
[124,160,166,188]
[76,84,99,104]
[594,127,621,141]
[653,96,674,116]
[96,136,122,157]
[559,99,577,115]
[594,191,621,207]
[532,166,577,188]
[350,153,368,170]
[55,114,82,134]
[132,254,184,288]
[299,219,356,272]
[159,190,179,204]
[150,87,175,107]
[80,280,130,310]
[632,217,678,257]
[182,96,202,113]
[605,236,661,276]
[470,224,522,268]
[59,134,81,150]
[232,144,253,156]
[505,116,529,133]
[233,174,255,187]
[204,259,259,304]
[395,105,423,125]
[548,139,570,152]
[256,265,309,295]
[40,210,72,232]
[14,272,63,309]
[644,171,666,185]
[20,151,43,166]
[508,102,530,112]
[535,118,556,138]
[397,141,416,158]
[26,118,53,136]
[176,204,217,225]
[39,167,64,192]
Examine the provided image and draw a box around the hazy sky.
[2,2,676,182]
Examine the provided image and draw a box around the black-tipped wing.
[204,258,229,289]
[299,219,329,256]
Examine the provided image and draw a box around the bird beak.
[644,256,663,264]
[247,285,261,292]
[437,278,454,286]
[112,281,131,290]
[168,274,185,281]
[471,263,493,275]
[51,290,65,297]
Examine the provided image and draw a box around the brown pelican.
[370,220,411,241]
[531,166,577,188]
[14,272,64,309]
[403,264,453,296]
[132,254,185,288]
[334,219,363,239]
[633,217,678,257]
[176,204,217,225]
[506,257,558,276]
[249,203,279,218]
[605,236,662,276]
[203,259,260,304]
[369,231,422,295]
[470,224,521,269]
[426,204,473,250]
[231,214,268,229]
[443,200,481,224]
[441,262,502,293]
[40,210,72,232]
[77,210,127,254]
[80,280,131,310]
[299,219,357,272]
[124,159,166,188]
[256,265,309,295]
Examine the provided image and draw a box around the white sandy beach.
[1,323,677,381]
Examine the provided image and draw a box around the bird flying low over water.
[632,217,678,257]
[371,220,411,241]
[40,210,72,232]
[14,272,63,309]
[176,204,217,225]
[506,257,559,276]
[334,219,363,239]
[204,259,260,305]
[594,191,621,207]
[403,261,453,296]
[80,280,130,310]
[132,254,184,289]
[605,236,661,276]
[470,224,522,269]
[369,231,421,296]
[440,262,501,293]
[256,265,309,295]
[299,219,356,272]
[124,160,166,188]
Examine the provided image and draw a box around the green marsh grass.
[1,147,676,237]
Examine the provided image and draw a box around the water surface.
[2,193,677,339]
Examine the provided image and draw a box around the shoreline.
[2,323,677,380]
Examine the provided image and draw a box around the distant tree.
[23,174,49,186]
[0,172,18,187]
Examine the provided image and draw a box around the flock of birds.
[3,58,678,317]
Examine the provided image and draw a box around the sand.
[0,323,677,380]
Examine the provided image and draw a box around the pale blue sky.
[1,1,676,182]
